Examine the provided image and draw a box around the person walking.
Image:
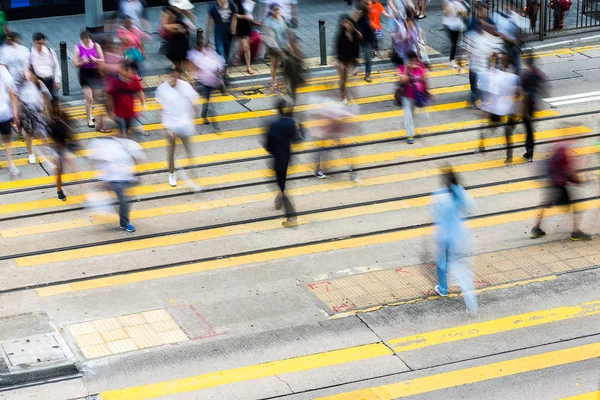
[206,0,237,77]
[442,0,467,70]
[265,99,299,227]
[160,6,191,73]
[48,110,76,201]
[118,17,150,72]
[355,1,376,83]
[397,50,429,144]
[187,39,225,125]
[106,61,146,137]
[119,0,151,32]
[391,8,423,64]
[257,0,298,26]
[73,31,104,129]
[88,135,146,232]
[155,69,201,188]
[367,0,392,56]
[264,3,292,89]
[0,64,20,177]
[0,32,30,89]
[530,144,591,241]
[29,32,61,109]
[520,54,547,162]
[336,15,362,104]
[234,0,257,75]
[431,167,477,314]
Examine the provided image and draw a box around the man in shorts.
[0,64,20,176]
[531,144,591,241]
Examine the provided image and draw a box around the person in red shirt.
[106,61,146,136]
[368,0,392,54]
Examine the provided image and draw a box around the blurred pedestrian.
[478,52,519,163]
[0,32,30,88]
[264,3,292,89]
[47,110,76,201]
[187,39,225,125]
[265,99,299,227]
[494,4,523,72]
[367,0,392,55]
[30,32,61,109]
[17,67,52,166]
[430,167,477,314]
[257,0,298,27]
[206,0,237,77]
[397,50,429,144]
[73,31,104,129]
[119,0,151,32]
[442,0,467,70]
[106,61,146,137]
[391,8,422,64]
[169,0,197,25]
[118,16,150,73]
[336,15,362,105]
[387,0,416,21]
[355,1,376,83]
[282,38,303,103]
[416,0,427,18]
[531,144,591,241]
[155,69,201,188]
[0,64,20,177]
[88,135,146,232]
[234,0,257,75]
[160,6,191,73]
[520,54,547,162]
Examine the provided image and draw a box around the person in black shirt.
[336,15,362,104]
[206,0,237,76]
[520,55,547,162]
[354,1,376,83]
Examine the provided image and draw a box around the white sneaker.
[168,173,177,187]
[449,60,457,69]
[28,154,36,164]
[8,166,20,177]
[342,98,348,105]
[314,171,327,179]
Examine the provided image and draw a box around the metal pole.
[59,41,69,96]
[197,28,204,45]
[84,0,104,32]
[539,0,546,41]
[319,19,327,66]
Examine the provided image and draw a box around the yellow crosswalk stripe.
[317,342,600,399]
[98,300,600,400]
[563,391,600,399]
[4,139,582,238]
[14,176,551,267]
[35,197,600,296]
[0,124,590,217]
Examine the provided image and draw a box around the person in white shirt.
[0,32,30,87]
[17,67,52,165]
[257,0,298,27]
[442,0,467,70]
[29,32,61,109]
[120,0,151,32]
[88,136,146,232]
[0,64,20,177]
[155,69,201,189]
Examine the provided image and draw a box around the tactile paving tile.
[67,308,189,359]
[308,239,600,314]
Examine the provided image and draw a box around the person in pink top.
[397,50,429,144]
[118,16,150,70]
[187,39,225,125]
[73,31,104,129]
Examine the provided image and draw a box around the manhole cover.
[2,334,67,367]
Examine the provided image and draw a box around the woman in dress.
[73,31,105,129]
[160,6,191,73]
[234,0,256,75]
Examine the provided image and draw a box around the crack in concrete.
[276,374,294,394]
[356,314,413,371]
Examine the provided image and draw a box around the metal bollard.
[197,28,204,45]
[59,41,69,96]
[319,19,326,66]
[538,0,546,41]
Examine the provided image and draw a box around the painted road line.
[34,197,600,296]
[545,91,600,103]
[14,177,552,267]
[550,96,600,107]
[0,125,591,216]
[3,143,572,238]
[317,342,600,399]
[563,391,600,399]
[389,300,600,352]
[98,301,600,400]
[100,343,393,400]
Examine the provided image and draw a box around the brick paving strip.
[308,239,600,314]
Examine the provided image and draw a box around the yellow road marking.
[35,196,600,296]
[0,123,589,216]
[317,342,600,399]
[14,177,549,267]
[3,139,571,238]
[563,392,600,400]
[389,300,600,352]
[98,300,600,399]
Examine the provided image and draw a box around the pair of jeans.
[275,168,295,219]
[198,84,214,119]
[468,70,479,105]
[115,117,135,136]
[362,42,372,77]
[110,181,133,227]
[506,42,521,72]
[402,97,415,138]
[214,32,232,65]
[523,96,535,157]
[447,28,461,61]
[436,240,477,312]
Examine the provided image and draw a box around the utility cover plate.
[2,334,67,367]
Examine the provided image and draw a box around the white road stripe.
[549,95,600,106]
[545,91,600,102]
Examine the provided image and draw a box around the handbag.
[124,47,144,63]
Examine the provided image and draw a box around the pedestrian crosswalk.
[0,45,598,399]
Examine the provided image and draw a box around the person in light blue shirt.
[430,167,477,313]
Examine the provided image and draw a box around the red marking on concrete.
[394,268,411,274]
[188,304,227,340]
[307,281,332,292]
[332,303,357,313]
[474,279,492,287]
